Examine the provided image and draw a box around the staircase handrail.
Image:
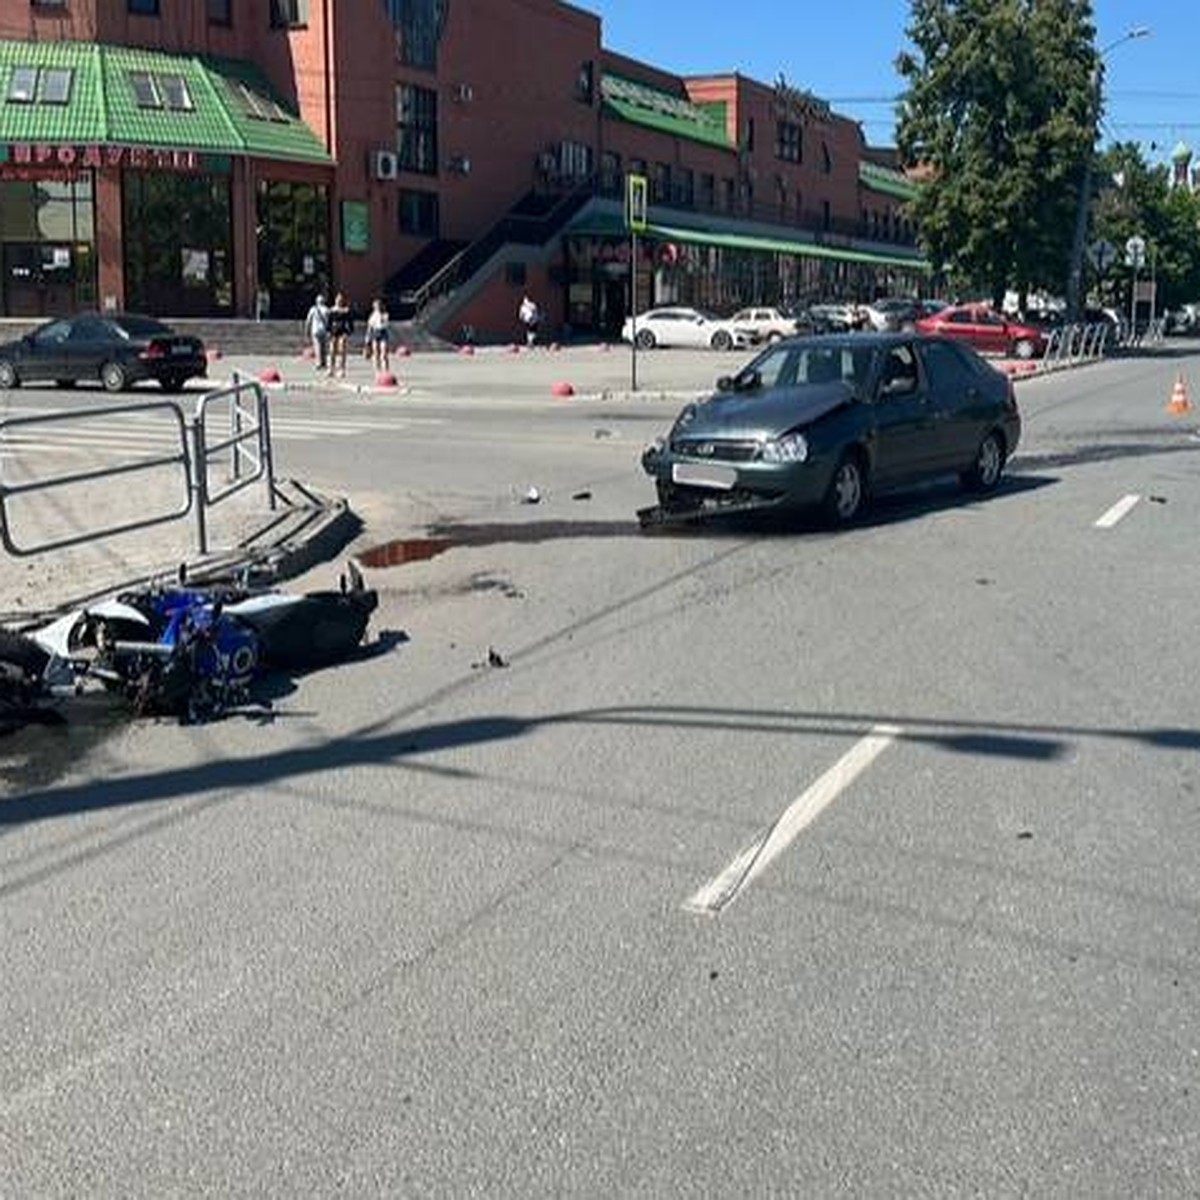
[404,177,598,317]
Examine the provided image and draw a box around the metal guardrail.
[1042,321,1110,367]
[0,379,277,559]
[191,375,276,555]
[0,400,192,557]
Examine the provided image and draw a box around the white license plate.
[672,462,737,490]
[172,344,193,356]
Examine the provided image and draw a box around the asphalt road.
[3,343,1200,1195]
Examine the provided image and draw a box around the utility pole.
[1065,27,1150,322]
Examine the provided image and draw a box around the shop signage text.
[8,143,201,170]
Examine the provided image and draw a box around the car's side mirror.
[716,375,734,392]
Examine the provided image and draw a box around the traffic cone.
[1167,374,1193,415]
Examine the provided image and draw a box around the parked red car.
[914,304,1046,360]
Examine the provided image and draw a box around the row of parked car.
[621,299,1054,360]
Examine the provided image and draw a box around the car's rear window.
[112,316,172,339]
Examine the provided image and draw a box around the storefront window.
[0,174,96,317]
[255,180,330,319]
[123,170,234,316]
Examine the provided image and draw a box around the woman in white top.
[367,298,391,372]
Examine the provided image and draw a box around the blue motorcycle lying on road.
[1,564,378,728]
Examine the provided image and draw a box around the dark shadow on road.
[1013,438,1200,472]
[3,701,1197,831]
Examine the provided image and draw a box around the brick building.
[0,0,925,338]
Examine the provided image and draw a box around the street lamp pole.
[1065,26,1150,322]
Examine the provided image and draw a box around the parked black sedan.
[641,333,1021,526]
[0,314,207,393]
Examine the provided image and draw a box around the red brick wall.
[435,0,602,240]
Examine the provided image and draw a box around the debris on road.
[571,490,593,501]
[523,486,541,505]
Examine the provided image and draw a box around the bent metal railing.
[0,379,276,558]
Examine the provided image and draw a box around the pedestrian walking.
[518,294,541,347]
[366,298,391,372]
[304,292,330,370]
[327,293,353,378]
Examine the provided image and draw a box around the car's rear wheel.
[635,329,656,350]
[822,452,867,526]
[0,359,19,389]
[1012,337,1036,359]
[710,330,733,351]
[101,362,127,393]
[962,430,1006,492]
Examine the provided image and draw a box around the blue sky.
[587,1,1197,165]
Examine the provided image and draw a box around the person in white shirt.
[366,298,391,371]
[518,295,541,346]
[304,293,329,369]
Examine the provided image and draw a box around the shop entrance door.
[2,244,78,318]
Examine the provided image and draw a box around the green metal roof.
[0,39,330,164]
[858,162,919,201]
[601,74,732,150]
[567,210,929,272]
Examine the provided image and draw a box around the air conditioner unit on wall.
[448,155,471,175]
[372,149,398,181]
[452,83,474,103]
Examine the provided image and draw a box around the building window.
[229,80,289,122]
[629,157,647,181]
[651,162,671,203]
[207,0,232,24]
[270,0,308,28]
[387,0,447,70]
[6,66,73,105]
[600,151,622,196]
[699,173,715,210]
[396,83,438,175]
[129,71,161,108]
[822,199,831,230]
[744,118,755,151]
[128,0,160,13]
[398,189,439,236]
[675,167,694,207]
[159,74,194,111]
[821,142,832,174]
[722,177,735,212]
[776,120,801,163]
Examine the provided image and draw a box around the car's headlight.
[759,431,809,463]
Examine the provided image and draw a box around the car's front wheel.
[100,362,127,393]
[822,452,867,526]
[962,430,1006,492]
[635,329,656,350]
[710,330,733,351]
[1012,337,1037,360]
[0,359,19,389]
[766,331,783,344]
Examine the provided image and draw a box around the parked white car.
[621,307,750,350]
[728,306,805,344]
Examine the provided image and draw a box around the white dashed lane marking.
[1094,494,1141,529]
[684,724,901,917]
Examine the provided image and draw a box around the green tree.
[1091,144,1200,311]
[895,0,1098,305]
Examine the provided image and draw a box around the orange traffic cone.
[1167,374,1193,415]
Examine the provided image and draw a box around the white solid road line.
[684,723,901,917]
[1094,493,1141,529]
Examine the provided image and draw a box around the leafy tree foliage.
[1091,144,1200,310]
[895,0,1098,304]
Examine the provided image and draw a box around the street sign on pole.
[1125,235,1146,269]
[1088,239,1117,273]
[626,173,648,233]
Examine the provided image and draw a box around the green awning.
[567,210,929,273]
[601,73,732,150]
[0,39,331,164]
[859,162,919,201]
